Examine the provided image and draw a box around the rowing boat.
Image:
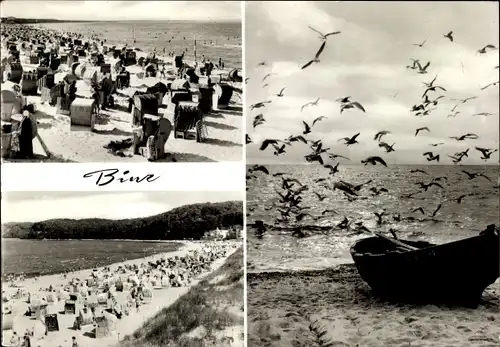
[350,225,499,307]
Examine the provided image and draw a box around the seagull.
[324,163,340,175]
[250,101,271,110]
[312,116,327,127]
[245,134,252,144]
[477,44,497,54]
[286,135,308,145]
[338,133,361,146]
[430,204,442,218]
[253,114,266,128]
[449,133,479,141]
[451,96,477,104]
[422,75,439,88]
[423,152,440,162]
[416,61,431,74]
[302,121,312,135]
[462,170,492,182]
[374,130,391,142]
[415,127,430,136]
[275,87,286,97]
[262,73,276,82]
[422,85,446,98]
[301,98,320,112]
[301,41,326,70]
[480,81,499,90]
[361,156,388,167]
[249,165,269,175]
[406,58,420,70]
[475,147,498,160]
[256,61,267,67]
[272,143,286,156]
[340,101,366,113]
[412,207,426,215]
[336,96,352,103]
[444,31,454,42]
[411,169,428,174]
[472,112,496,117]
[430,143,444,147]
[448,111,460,118]
[413,39,427,47]
[259,139,283,151]
[379,142,395,153]
[328,153,350,160]
[308,26,341,41]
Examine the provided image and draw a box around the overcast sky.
[0,1,241,22]
[2,191,243,223]
[246,1,500,165]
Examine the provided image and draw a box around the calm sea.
[246,164,500,273]
[1,239,182,278]
[30,20,242,68]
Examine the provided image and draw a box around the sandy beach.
[2,240,241,347]
[247,264,500,347]
[1,24,243,163]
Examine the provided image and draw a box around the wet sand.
[248,264,500,347]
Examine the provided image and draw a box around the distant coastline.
[0,17,240,24]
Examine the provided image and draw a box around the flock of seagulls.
[246,24,499,238]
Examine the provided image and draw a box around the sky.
[2,191,243,223]
[0,1,241,22]
[246,1,500,165]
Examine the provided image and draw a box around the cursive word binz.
[83,169,160,187]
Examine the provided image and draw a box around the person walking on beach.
[71,336,78,347]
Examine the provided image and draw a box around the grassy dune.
[120,247,244,347]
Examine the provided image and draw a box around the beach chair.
[173,101,205,142]
[70,98,98,130]
[95,312,117,338]
[45,314,59,332]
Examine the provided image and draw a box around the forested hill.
[1,201,243,240]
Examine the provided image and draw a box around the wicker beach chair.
[173,101,205,142]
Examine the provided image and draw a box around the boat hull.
[350,230,500,307]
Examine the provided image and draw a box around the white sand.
[2,47,242,163]
[2,241,241,347]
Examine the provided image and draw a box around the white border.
[241,1,248,346]
[1,163,244,192]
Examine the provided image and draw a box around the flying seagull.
[262,73,276,82]
[444,31,454,42]
[301,41,326,70]
[308,26,341,41]
[275,87,286,97]
[413,39,427,47]
[338,132,361,146]
[250,101,271,110]
[361,156,388,167]
[481,81,499,90]
[301,97,320,112]
[415,127,430,136]
[477,44,497,54]
[374,130,391,142]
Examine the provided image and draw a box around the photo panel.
[2,190,244,346]
[245,2,499,347]
[0,1,243,164]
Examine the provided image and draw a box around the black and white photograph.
[246,2,499,347]
[0,1,242,163]
[1,191,244,347]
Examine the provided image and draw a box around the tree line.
[1,201,243,240]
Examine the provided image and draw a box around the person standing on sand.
[71,336,78,347]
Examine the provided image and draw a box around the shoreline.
[2,241,241,347]
[2,239,239,280]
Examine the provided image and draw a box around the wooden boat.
[350,226,499,307]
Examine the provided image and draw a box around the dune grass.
[120,246,244,347]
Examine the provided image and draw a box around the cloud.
[246,1,499,165]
